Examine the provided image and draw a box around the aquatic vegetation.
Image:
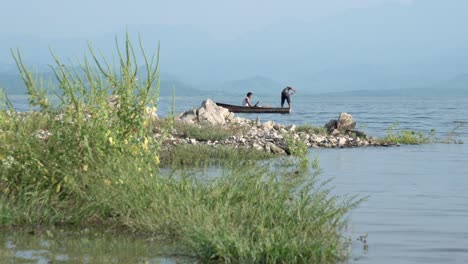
[92,160,361,263]
[379,122,435,144]
[440,123,464,144]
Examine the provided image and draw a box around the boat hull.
[216,102,291,114]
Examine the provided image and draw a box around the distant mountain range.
[318,74,468,97]
[1,0,468,95]
[2,69,466,99]
[0,70,203,97]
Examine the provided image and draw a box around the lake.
[3,95,468,263]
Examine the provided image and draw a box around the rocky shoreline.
[156,99,393,155]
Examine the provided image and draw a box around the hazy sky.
[2,0,414,39]
[2,0,468,93]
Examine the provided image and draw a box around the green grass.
[296,124,328,135]
[0,34,361,263]
[174,122,236,142]
[159,144,275,167]
[379,122,435,144]
[1,158,361,263]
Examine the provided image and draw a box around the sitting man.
[242,92,254,107]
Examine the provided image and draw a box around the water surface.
[6,95,468,263]
[0,228,196,263]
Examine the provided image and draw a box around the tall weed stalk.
[2,34,161,198]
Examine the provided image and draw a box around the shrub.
[379,122,435,144]
[284,132,308,157]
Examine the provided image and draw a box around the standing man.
[281,86,296,108]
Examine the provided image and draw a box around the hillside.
[0,71,203,97]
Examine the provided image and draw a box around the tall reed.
[1,34,162,198]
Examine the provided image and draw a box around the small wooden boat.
[216,102,291,114]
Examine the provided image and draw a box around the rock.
[262,121,275,130]
[337,112,356,130]
[325,113,356,134]
[177,108,198,123]
[198,99,230,125]
[171,102,394,153]
[330,129,340,136]
[325,119,338,133]
[287,124,296,131]
[252,142,263,150]
[177,99,233,125]
[313,135,326,143]
[233,116,248,125]
[266,142,286,154]
[338,137,347,146]
[226,112,235,122]
[347,130,367,139]
[255,116,261,126]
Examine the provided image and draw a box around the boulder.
[265,142,286,154]
[178,108,198,123]
[324,119,338,133]
[347,130,367,139]
[177,99,233,125]
[337,112,356,130]
[198,99,230,125]
[325,112,356,134]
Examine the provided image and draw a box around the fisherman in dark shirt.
[281,86,296,108]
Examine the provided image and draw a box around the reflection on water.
[0,228,196,264]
